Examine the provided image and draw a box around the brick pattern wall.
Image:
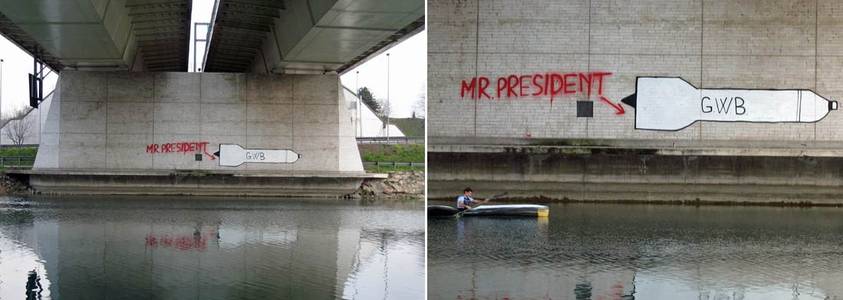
[34,71,363,173]
[429,0,843,142]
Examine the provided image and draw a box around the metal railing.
[363,161,424,168]
[357,137,424,144]
[0,156,35,167]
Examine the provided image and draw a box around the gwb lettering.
[701,96,745,115]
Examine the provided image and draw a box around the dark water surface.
[0,196,424,300]
[428,202,843,300]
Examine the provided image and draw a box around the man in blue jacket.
[456,187,488,212]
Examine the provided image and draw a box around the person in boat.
[456,187,488,211]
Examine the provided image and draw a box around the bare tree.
[412,92,426,119]
[4,107,32,145]
[378,98,392,119]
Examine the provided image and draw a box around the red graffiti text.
[146,141,216,160]
[145,233,214,251]
[459,71,624,114]
[461,71,612,103]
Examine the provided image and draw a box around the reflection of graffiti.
[145,232,215,251]
[459,71,624,114]
[622,77,839,131]
[145,141,216,160]
[574,281,633,300]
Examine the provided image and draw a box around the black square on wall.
[577,101,593,118]
[195,154,203,161]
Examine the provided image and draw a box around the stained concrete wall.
[428,150,843,203]
[428,0,843,143]
[33,71,364,173]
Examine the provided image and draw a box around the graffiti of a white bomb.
[621,77,839,131]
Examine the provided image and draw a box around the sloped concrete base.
[11,169,385,197]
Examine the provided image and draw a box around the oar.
[455,192,510,218]
[485,192,509,202]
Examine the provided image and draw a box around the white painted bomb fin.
[620,77,838,131]
[216,144,300,167]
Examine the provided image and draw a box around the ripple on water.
[428,203,843,300]
[0,196,424,300]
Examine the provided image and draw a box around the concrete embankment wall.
[429,150,843,204]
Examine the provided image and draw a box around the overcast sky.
[340,31,426,119]
[0,37,57,117]
[0,0,425,119]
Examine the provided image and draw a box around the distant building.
[342,86,404,138]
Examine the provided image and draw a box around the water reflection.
[26,270,44,300]
[0,196,424,300]
[428,203,843,300]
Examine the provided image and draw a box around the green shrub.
[0,147,37,157]
[360,144,423,162]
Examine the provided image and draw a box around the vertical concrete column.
[34,71,365,174]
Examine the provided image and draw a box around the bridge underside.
[203,0,424,74]
[0,0,192,71]
[0,0,423,73]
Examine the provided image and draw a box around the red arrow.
[203,149,217,160]
[599,96,625,115]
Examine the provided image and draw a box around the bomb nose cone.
[830,100,838,111]
[621,93,637,108]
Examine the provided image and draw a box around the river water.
[428,202,843,300]
[0,196,424,300]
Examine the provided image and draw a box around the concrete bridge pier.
[18,71,380,196]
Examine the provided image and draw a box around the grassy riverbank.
[0,146,37,157]
[0,146,38,171]
[358,144,424,172]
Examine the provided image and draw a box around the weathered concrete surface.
[428,0,843,202]
[428,0,843,143]
[428,138,843,157]
[17,170,381,197]
[429,151,843,204]
[30,71,368,196]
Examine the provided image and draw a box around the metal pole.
[38,53,42,106]
[33,50,36,109]
[0,58,3,128]
[193,23,210,72]
[194,22,198,72]
[356,70,360,137]
[386,53,390,142]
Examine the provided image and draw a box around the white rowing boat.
[428,204,549,217]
